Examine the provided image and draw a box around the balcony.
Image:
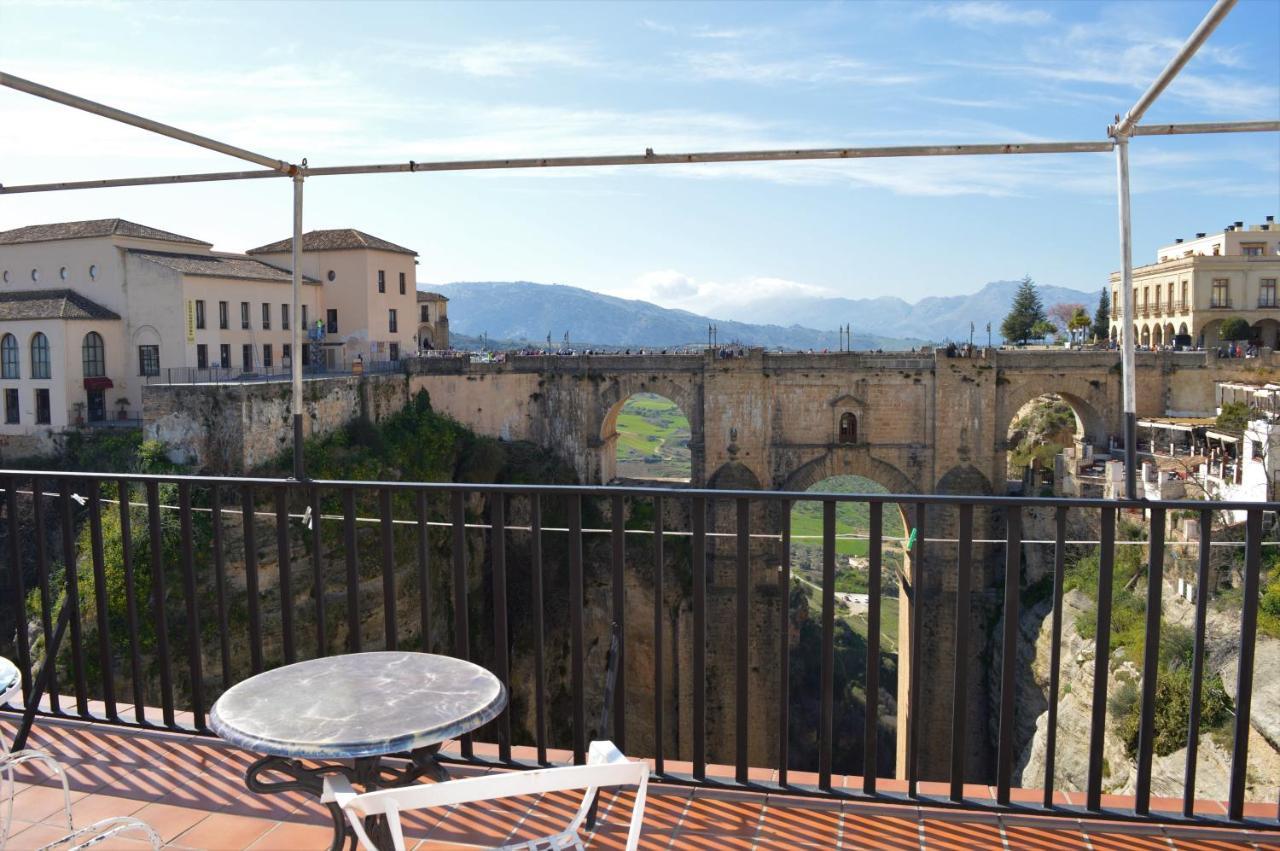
[1211,300,1233,309]
[1258,300,1279,310]
[1,470,1276,846]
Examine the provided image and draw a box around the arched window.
[0,334,18,379]
[30,333,50,379]
[838,411,857,444]
[82,332,105,378]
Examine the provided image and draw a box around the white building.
[0,219,422,457]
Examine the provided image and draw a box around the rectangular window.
[241,302,250,329]
[283,343,291,363]
[281,304,290,330]
[219,301,229,330]
[421,304,430,322]
[389,308,398,333]
[195,300,206,330]
[242,344,254,370]
[1243,243,1265,257]
[1212,279,1230,307]
[262,303,271,330]
[377,270,386,293]
[219,344,230,367]
[399,272,406,295]
[4,389,18,424]
[302,305,309,328]
[262,344,273,368]
[138,345,159,376]
[1181,281,1189,309]
[34,388,49,425]
[196,344,208,369]
[389,342,400,361]
[327,309,338,334]
[1262,279,1278,308]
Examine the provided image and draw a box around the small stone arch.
[838,412,858,444]
[780,449,917,504]
[1140,326,1151,347]
[417,325,435,350]
[1152,325,1163,347]
[707,460,762,490]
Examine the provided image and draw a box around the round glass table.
[210,651,506,851]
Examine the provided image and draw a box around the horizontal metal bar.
[0,72,294,173]
[0,140,1115,194]
[1110,0,1237,137]
[1131,120,1280,136]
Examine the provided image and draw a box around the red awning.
[83,377,114,391]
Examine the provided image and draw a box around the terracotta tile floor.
[3,715,1276,849]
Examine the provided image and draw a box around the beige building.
[1109,216,1280,350]
[416,291,450,351]
[0,219,424,456]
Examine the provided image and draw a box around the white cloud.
[683,51,925,86]
[922,2,1052,27]
[625,270,835,314]
[387,40,593,78]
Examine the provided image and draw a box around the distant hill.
[431,282,921,351]
[746,280,1101,343]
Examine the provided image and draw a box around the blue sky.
[1,0,1277,319]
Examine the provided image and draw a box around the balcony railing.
[1259,300,1279,309]
[0,470,1275,827]
[1211,299,1233,309]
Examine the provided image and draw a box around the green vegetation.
[1064,520,1234,759]
[1215,401,1259,434]
[613,393,691,480]
[1219,316,1251,343]
[1008,396,1076,473]
[1000,275,1048,345]
[1092,288,1111,342]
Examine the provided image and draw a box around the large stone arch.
[780,447,918,499]
[597,375,702,484]
[999,380,1113,450]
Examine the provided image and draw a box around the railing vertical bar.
[450,491,472,758]
[611,494,627,752]
[735,497,750,784]
[146,480,175,726]
[241,484,263,675]
[1135,507,1166,815]
[652,495,665,776]
[531,494,547,764]
[311,486,327,658]
[949,503,973,803]
[116,479,143,722]
[60,479,88,715]
[343,488,361,654]
[1183,509,1213,818]
[819,499,835,791]
[178,481,204,729]
[491,495,511,762]
[209,486,231,688]
[996,504,1021,806]
[415,490,430,653]
[908,501,926,798]
[778,500,791,787]
[863,501,883,796]
[4,476,32,706]
[692,495,707,780]
[569,493,586,766]
[1043,506,1068,809]
[276,488,296,664]
[1228,508,1262,821]
[1086,506,1117,811]
[379,489,397,651]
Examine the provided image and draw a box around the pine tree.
[1000,275,1047,344]
[1092,288,1111,342]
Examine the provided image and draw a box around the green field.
[614,393,692,480]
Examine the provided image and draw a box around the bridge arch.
[599,378,701,483]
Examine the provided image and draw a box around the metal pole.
[1132,119,1280,136]
[1110,0,1237,137]
[291,173,305,480]
[0,72,294,174]
[1116,135,1138,500]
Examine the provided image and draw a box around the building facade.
[415,291,450,351]
[0,219,423,456]
[1109,216,1280,350]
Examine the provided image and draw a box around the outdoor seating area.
[4,710,1277,850]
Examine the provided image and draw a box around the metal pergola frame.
[1,0,1277,492]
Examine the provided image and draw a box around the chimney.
[1268,216,1275,222]
[1197,232,1206,238]
[1175,238,1184,243]
[1236,221,1244,228]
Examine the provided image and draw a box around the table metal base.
[245,745,449,851]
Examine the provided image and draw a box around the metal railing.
[0,470,1276,828]
[142,357,405,387]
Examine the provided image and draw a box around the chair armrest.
[587,740,626,766]
[321,774,358,807]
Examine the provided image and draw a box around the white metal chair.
[322,739,649,851]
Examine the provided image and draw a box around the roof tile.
[0,289,121,322]
[129,250,320,284]
[247,229,416,256]
[0,219,209,247]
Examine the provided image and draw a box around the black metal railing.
[0,470,1276,829]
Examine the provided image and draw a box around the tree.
[1068,307,1092,346]
[1219,316,1251,342]
[1001,276,1047,344]
[1031,319,1057,342]
[1048,302,1085,334]
[1092,288,1111,342]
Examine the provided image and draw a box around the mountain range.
[429,279,1100,350]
